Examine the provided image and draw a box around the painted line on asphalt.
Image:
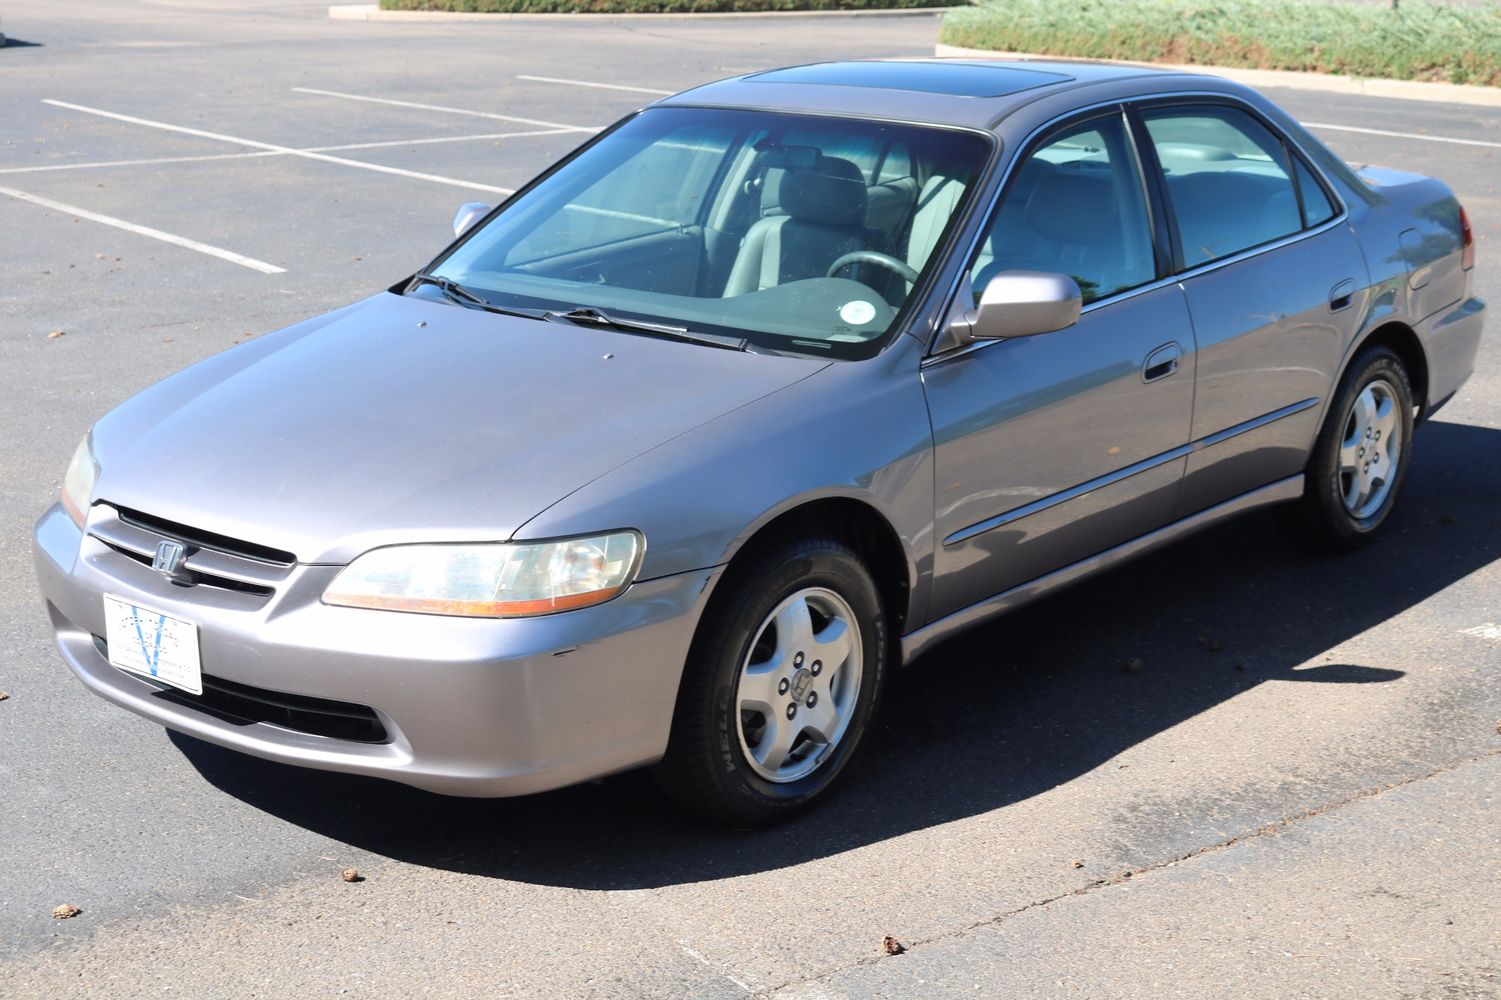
[291,86,601,132]
[0,128,574,177]
[0,150,283,176]
[677,943,758,993]
[304,127,573,152]
[0,183,285,274]
[42,99,516,195]
[1304,121,1501,151]
[516,74,673,96]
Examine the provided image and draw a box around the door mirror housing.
[941,271,1083,351]
[452,202,491,238]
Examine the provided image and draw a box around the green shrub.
[381,0,945,12]
[940,0,1501,86]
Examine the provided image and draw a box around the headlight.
[61,434,98,526]
[322,531,644,618]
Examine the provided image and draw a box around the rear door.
[924,110,1196,620]
[1133,101,1369,515]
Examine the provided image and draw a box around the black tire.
[653,536,887,827]
[1298,345,1415,550]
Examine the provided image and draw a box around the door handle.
[1142,342,1182,383]
[1329,279,1356,311]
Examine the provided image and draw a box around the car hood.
[91,292,829,564]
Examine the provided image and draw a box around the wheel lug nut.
[786,703,797,720]
[777,678,789,695]
[806,692,817,708]
[810,660,822,676]
[794,652,804,666]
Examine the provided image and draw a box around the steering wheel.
[826,251,919,285]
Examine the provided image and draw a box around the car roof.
[658,59,1193,131]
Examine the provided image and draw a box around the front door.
[924,112,1196,620]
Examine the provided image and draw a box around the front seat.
[723,156,870,296]
[975,170,1128,296]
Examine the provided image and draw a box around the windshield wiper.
[408,273,544,321]
[543,307,747,352]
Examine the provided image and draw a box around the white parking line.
[0,128,574,177]
[0,150,283,176]
[43,99,516,195]
[305,128,572,152]
[1304,121,1501,151]
[676,943,757,993]
[516,74,673,96]
[291,87,601,132]
[0,183,285,273]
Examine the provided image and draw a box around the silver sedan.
[34,59,1485,824]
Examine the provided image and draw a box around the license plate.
[102,595,203,696]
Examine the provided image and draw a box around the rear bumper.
[1420,295,1485,414]
[34,504,718,796]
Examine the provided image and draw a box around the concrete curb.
[331,3,950,21]
[934,44,1501,109]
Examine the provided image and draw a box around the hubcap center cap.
[789,666,814,702]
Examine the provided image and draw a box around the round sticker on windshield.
[839,300,877,326]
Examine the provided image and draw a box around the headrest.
[779,156,868,228]
[1025,171,1118,245]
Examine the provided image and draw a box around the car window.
[508,125,735,261]
[1293,156,1337,227]
[429,108,990,360]
[969,115,1156,306]
[876,142,912,183]
[1142,106,1305,266]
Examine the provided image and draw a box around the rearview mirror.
[452,202,491,238]
[943,271,1083,349]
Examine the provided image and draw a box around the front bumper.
[33,503,719,796]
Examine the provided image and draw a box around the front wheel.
[1298,346,1416,549]
[653,537,887,826]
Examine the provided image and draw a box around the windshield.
[423,107,991,359]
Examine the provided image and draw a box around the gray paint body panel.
[89,291,827,566]
[924,284,1196,618]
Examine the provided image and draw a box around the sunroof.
[747,61,1073,98]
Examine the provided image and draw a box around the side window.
[1293,156,1337,227]
[969,115,1156,306]
[1142,106,1304,266]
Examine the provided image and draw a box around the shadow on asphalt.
[172,419,1500,888]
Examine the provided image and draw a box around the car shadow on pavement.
[173,419,1501,888]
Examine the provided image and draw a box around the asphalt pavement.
[0,2,1497,997]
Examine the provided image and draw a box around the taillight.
[1460,204,1475,270]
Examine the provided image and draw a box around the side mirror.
[452,202,491,238]
[943,271,1083,349]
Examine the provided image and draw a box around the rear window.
[1143,106,1305,266]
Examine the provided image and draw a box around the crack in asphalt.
[755,746,1501,997]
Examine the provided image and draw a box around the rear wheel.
[653,536,886,826]
[1299,346,1415,549]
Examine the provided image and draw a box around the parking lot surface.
[1,2,1498,997]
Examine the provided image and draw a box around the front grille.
[99,541,274,596]
[89,503,294,603]
[95,635,388,743]
[114,506,296,565]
